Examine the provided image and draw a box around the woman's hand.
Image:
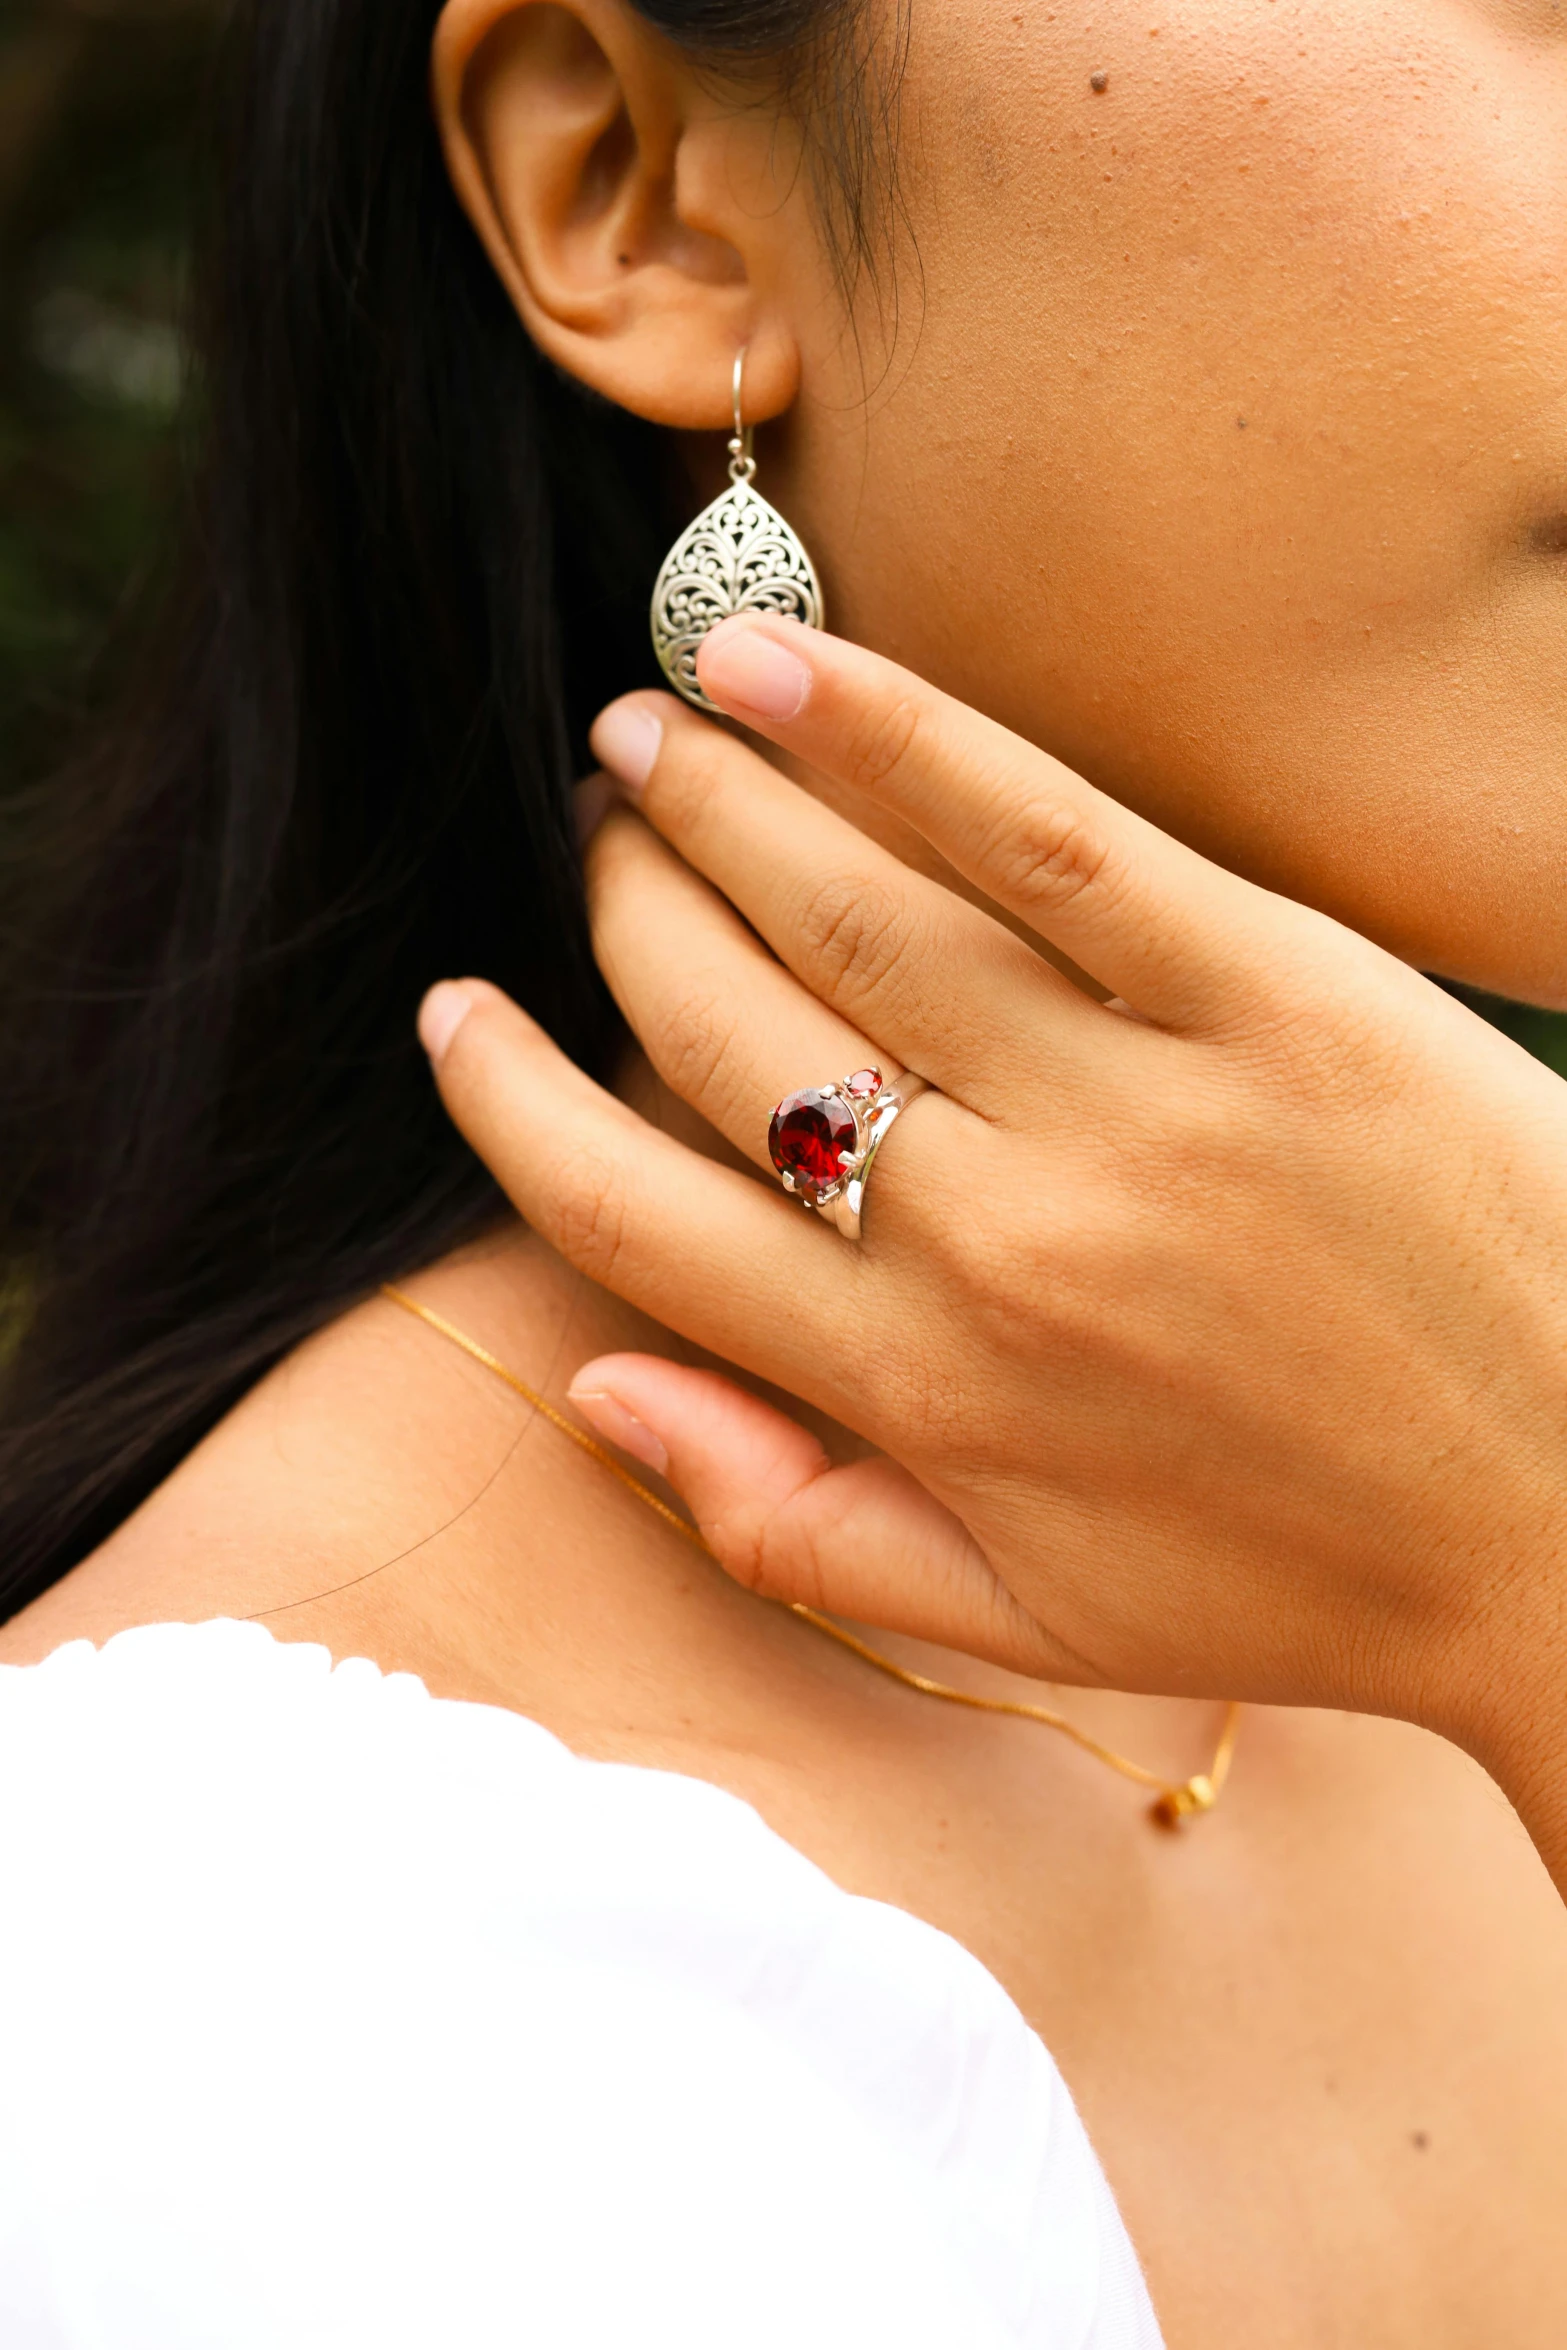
[418,616,1567,1875]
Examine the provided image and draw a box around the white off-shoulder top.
[0,1621,1163,2348]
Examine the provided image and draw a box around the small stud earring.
[649,345,824,712]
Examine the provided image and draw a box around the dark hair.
[0,0,894,1614]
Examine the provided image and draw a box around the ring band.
[767,1066,930,1242]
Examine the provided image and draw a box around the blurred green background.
[1,0,1564,1075]
[1,0,208,766]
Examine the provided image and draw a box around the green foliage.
[0,0,211,753]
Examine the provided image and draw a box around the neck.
[1,1051,846,1692]
[2,1050,1220,1792]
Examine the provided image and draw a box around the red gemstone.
[768,1088,858,1199]
[845,1068,882,1099]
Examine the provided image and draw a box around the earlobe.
[430,0,802,430]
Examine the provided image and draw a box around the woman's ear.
[431,0,805,429]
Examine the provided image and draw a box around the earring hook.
[727,345,756,483]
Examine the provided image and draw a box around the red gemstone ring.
[767,1065,931,1242]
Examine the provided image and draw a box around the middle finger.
[589,690,1102,1110]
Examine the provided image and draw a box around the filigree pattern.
[650,477,824,711]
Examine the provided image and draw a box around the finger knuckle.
[650,981,746,1111]
[941,1182,1122,1358]
[794,869,909,1000]
[708,1502,773,1596]
[947,1217,1062,1339]
[985,795,1115,917]
[546,1147,634,1285]
[839,691,926,800]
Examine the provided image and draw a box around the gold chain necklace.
[381,1285,1240,1828]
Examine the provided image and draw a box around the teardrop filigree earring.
[649,346,824,712]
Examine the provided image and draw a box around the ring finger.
[587,800,968,1189]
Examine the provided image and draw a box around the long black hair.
[0,0,893,1613]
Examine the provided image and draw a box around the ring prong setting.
[768,1065,926,1242]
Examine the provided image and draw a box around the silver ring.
[767,1066,930,1242]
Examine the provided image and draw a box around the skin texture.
[10,3,1567,2344]
[440,0,1567,997]
[795,0,1567,1003]
[504,625,1567,1845]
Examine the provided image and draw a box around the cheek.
[872,0,1567,647]
[797,0,1567,990]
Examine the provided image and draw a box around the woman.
[3,0,1567,2341]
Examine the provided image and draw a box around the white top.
[0,1621,1163,2349]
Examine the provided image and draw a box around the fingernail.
[590,699,663,794]
[568,1382,670,1476]
[697,619,812,721]
[573,772,615,850]
[418,980,475,1067]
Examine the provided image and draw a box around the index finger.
[693,616,1308,1031]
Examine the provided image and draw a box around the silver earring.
[649,346,824,712]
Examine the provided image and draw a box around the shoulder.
[0,1622,1162,2350]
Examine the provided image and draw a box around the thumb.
[566,1354,1042,1667]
